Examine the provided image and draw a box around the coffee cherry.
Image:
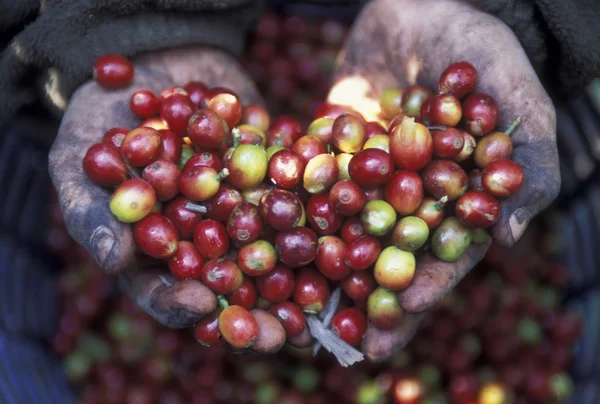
[187,109,229,150]
[219,305,259,348]
[133,214,179,259]
[331,308,367,347]
[270,115,302,140]
[259,189,303,231]
[130,89,159,119]
[335,153,353,181]
[236,124,267,146]
[315,236,352,280]
[109,179,156,223]
[141,117,169,131]
[456,191,500,228]
[193,219,230,259]
[194,311,221,347]
[438,61,477,99]
[341,216,366,243]
[422,160,468,201]
[432,128,466,159]
[431,217,472,262]
[463,92,499,136]
[275,227,318,268]
[169,241,204,280]
[82,144,128,187]
[269,302,306,338]
[390,116,433,171]
[228,144,268,190]
[242,104,270,132]
[429,94,462,127]
[380,88,403,119]
[179,81,206,106]
[392,216,430,251]
[332,113,366,153]
[102,127,128,150]
[242,183,274,206]
[237,240,277,277]
[207,92,243,128]
[293,267,330,314]
[385,170,424,215]
[293,135,326,164]
[342,271,376,301]
[228,277,258,310]
[142,159,181,201]
[305,194,342,236]
[121,127,163,167]
[183,151,223,173]
[414,197,447,229]
[227,202,263,245]
[200,258,244,294]
[367,287,403,329]
[474,119,520,167]
[206,184,243,222]
[481,160,524,198]
[179,167,229,202]
[360,200,397,236]
[401,85,433,116]
[164,197,203,240]
[159,86,187,102]
[256,265,295,303]
[268,150,305,189]
[364,187,385,202]
[160,93,195,136]
[345,236,381,271]
[158,129,183,164]
[348,148,394,189]
[303,154,339,194]
[314,102,356,120]
[306,117,334,144]
[374,246,416,291]
[363,134,390,152]
[329,180,365,216]
[93,54,134,89]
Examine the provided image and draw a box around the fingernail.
[89,225,115,267]
[508,208,531,244]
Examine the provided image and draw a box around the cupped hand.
[49,46,285,352]
[327,0,560,361]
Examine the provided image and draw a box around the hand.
[327,0,560,361]
[48,46,285,352]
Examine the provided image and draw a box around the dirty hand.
[327,0,560,361]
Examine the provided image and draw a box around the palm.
[328,0,559,361]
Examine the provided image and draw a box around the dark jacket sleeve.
[466,0,600,96]
[0,0,264,138]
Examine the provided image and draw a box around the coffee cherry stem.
[426,125,447,132]
[125,162,141,179]
[184,202,207,214]
[312,288,342,356]
[215,168,230,181]
[434,195,449,211]
[504,117,522,136]
[231,128,242,147]
[217,295,230,309]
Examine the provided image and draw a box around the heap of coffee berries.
[84,56,524,361]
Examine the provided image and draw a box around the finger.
[48,68,173,274]
[250,309,286,354]
[118,259,217,328]
[361,313,425,363]
[287,325,315,348]
[398,239,491,313]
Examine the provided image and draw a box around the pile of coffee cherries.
[241,13,348,124]
[84,53,525,358]
[50,191,580,403]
